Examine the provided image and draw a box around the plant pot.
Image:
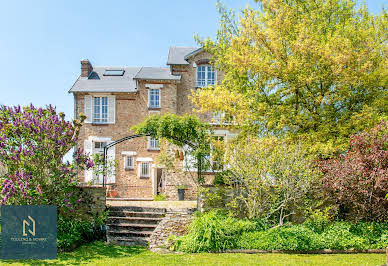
[108,190,118,198]
[178,189,185,201]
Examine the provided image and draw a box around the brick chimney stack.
[81,59,93,77]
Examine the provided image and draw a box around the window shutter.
[106,142,115,184]
[84,95,92,123]
[84,140,93,182]
[183,145,196,171]
[108,96,115,124]
[138,162,141,177]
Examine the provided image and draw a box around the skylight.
[104,70,124,76]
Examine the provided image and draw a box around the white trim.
[121,151,137,156]
[88,136,112,142]
[145,84,163,89]
[136,157,153,162]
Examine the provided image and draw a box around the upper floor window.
[196,65,215,87]
[93,96,108,123]
[148,137,160,150]
[148,89,160,108]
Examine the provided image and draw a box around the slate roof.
[167,46,199,65]
[69,66,180,93]
[134,67,181,80]
[69,66,140,93]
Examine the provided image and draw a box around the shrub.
[153,194,166,201]
[319,121,388,222]
[174,211,388,252]
[57,211,108,251]
[174,210,255,252]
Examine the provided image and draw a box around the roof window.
[103,70,124,76]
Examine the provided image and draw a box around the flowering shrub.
[319,121,388,221]
[0,105,93,213]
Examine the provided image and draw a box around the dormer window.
[196,65,215,87]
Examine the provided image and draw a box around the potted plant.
[177,185,186,201]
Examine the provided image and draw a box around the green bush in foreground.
[57,212,107,251]
[174,211,388,252]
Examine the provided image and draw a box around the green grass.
[0,242,385,266]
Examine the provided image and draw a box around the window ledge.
[124,167,134,171]
[139,176,150,179]
[92,123,110,126]
[148,107,161,110]
[147,148,160,152]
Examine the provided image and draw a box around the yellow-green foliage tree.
[192,0,387,155]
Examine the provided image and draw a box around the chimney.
[81,59,92,77]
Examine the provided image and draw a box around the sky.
[0,0,386,120]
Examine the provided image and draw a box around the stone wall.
[149,209,194,250]
[74,185,106,220]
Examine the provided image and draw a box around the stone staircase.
[106,206,166,246]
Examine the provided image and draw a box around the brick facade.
[71,47,230,200]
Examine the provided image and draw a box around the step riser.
[107,226,155,232]
[107,238,148,246]
[108,211,165,218]
[108,218,161,225]
[108,206,166,213]
[108,232,151,237]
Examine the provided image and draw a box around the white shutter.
[183,145,196,172]
[84,95,92,123]
[106,142,115,184]
[84,140,93,182]
[108,96,115,124]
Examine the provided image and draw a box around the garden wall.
[149,209,194,250]
[74,186,106,220]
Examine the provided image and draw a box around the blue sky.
[0,0,385,120]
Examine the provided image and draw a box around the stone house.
[69,47,235,200]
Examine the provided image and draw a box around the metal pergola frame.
[102,134,211,187]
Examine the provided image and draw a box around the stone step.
[107,236,149,246]
[107,230,153,237]
[107,223,157,232]
[108,210,165,218]
[108,216,163,225]
[108,206,167,213]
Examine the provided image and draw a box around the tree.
[223,136,320,224]
[0,105,93,212]
[319,121,388,222]
[192,0,387,156]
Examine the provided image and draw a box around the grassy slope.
[0,242,385,266]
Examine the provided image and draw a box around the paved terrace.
[106,199,197,210]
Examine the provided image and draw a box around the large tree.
[192,0,387,155]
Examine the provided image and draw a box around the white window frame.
[140,162,150,178]
[124,156,134,170]
[196,65,216,87]
[148,88,160,108]
[148,137,160,150]
[93,96,108,124]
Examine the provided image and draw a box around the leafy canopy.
[192,0,387,155]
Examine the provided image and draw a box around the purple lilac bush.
[0,105,93,213]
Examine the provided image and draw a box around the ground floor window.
[140,162,150,178]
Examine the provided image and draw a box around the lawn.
[0,242,385,266]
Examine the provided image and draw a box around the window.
[103,70,124,76]
[140,162,150,178]
[94,141,107,154]
[148,89,160,108]
[125,156,134,169]
[148,137,160,150]
[196,66,216,87]
[93,96,108,123]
